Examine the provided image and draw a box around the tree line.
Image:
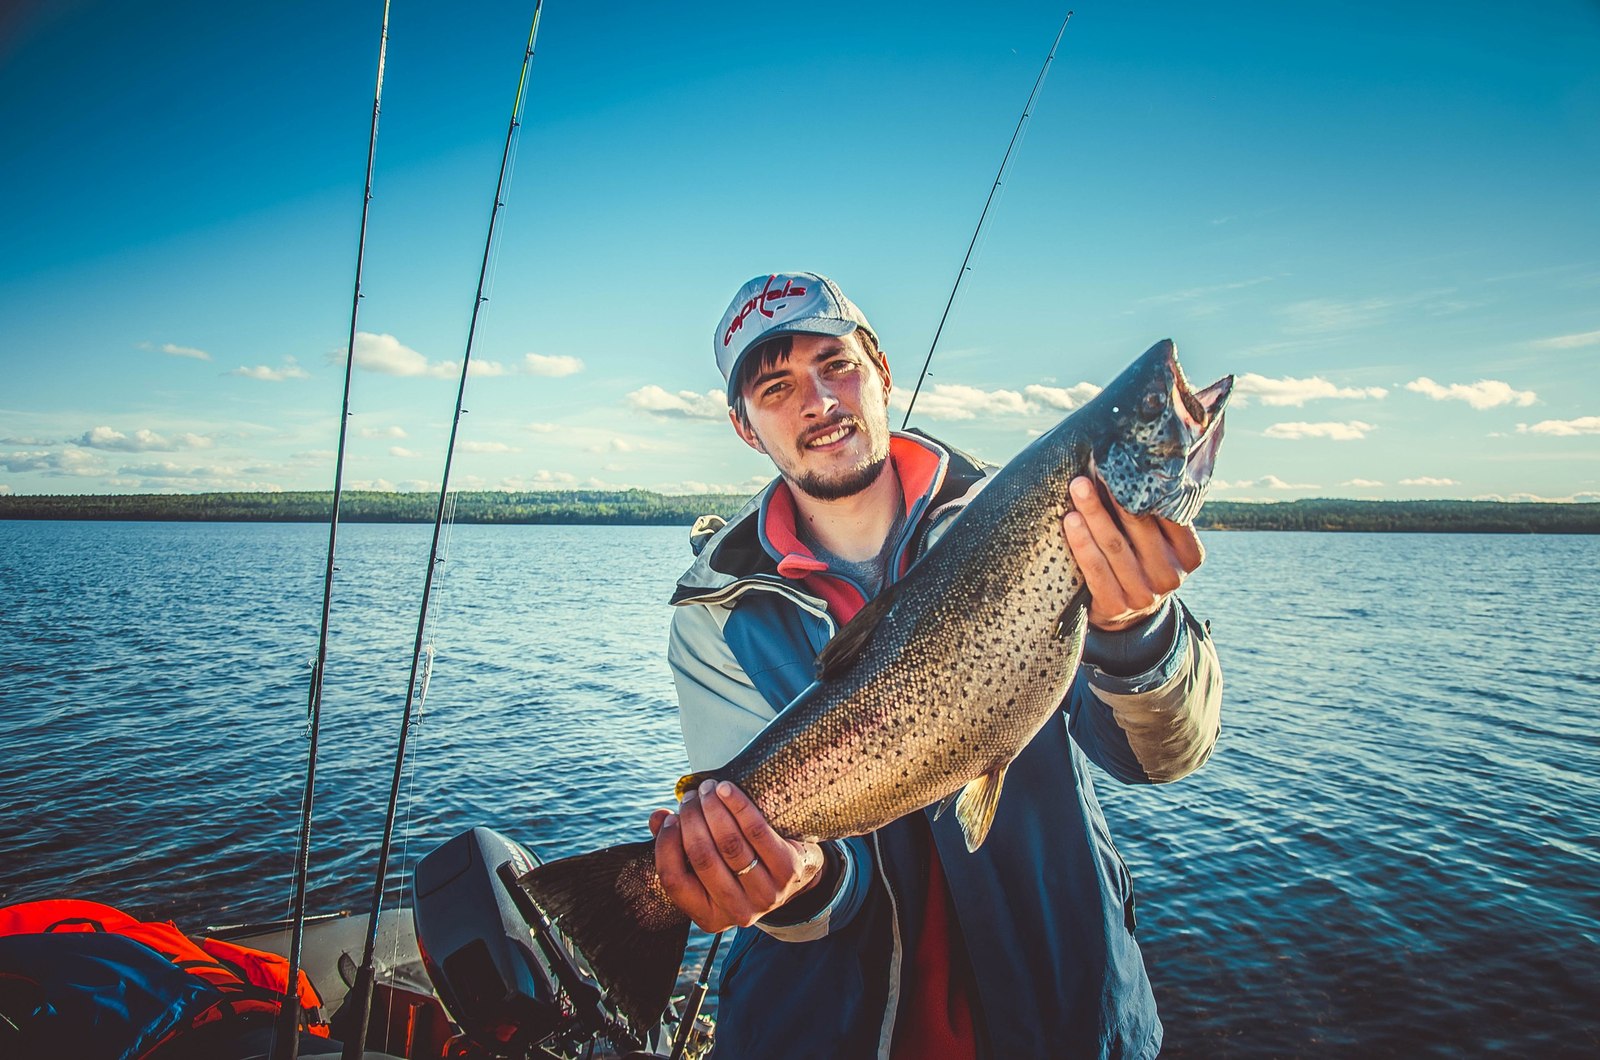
[1,491,1596,534]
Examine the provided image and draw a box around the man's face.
[731,331,893,502]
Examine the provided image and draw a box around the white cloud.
[0,484,11,495]
[1404,376,1536,409]
[1023,382,1102,412]
[1233,373,1387,407]
[0,449,109,476]
[524,352,584,377]
[347,332,508,379]
[1263,420,1376,441]
[607,438,656,453]
[2,448,108,477]
[525,422,558,433]
[116,461,241,480]
[343,332,506,379]
[1214,475,1319,490]
[232,356,309,382]
[1529,329,1600,350]
[664,475,771,495]
[460,440,517,454]
[893,384,1031,420]
[389,446,418,458]
[1477,491,1600,503]
[160,342,211,361]
[1341,478,1384,487]
[1516,416,1600,436]
[75,426,213,452]
[361,426,408,439]
[498,470,580,489]
[350,332,431,376]
[1399,476,1458,486]
[625,385,728,420]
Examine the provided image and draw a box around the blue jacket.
[668,432,1223,1059]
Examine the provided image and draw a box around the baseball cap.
[714,272,876,403]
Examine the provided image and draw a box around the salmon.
[518,339,1232,1032]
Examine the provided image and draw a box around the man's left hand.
[1062,475,1205,632]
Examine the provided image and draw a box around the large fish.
[518,339,1232,1032]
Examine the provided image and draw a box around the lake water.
[2,521,1596,1057]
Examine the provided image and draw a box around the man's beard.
[782,413,892,501]
[791,451,891,501]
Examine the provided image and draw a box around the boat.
[2,826,705,1058]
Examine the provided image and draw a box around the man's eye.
[763,382,788,398]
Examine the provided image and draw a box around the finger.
[1062,508,1127,616]
[1070,478,1154,606]
[714,781,792,866]
[654,814,712,924]
[1112,504,1185,595]
[699,780,766,888]
[678,785,754,918]
[649,808,671,837]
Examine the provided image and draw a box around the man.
[651,272,1222,1058]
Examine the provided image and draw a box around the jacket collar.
[671,429,989,606]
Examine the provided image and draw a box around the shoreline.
[2,492,1597,534]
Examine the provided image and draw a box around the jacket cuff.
[756,839,869,942]
[1080,599,1177,678]
[1083,599,1193,696]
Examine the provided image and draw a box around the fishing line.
[901,7,1074,429]
[271,3,392,1059]
[340,5,547,1056]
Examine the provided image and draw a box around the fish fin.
[517,840,689,1036]
[816,580,903,680]
[955,765,1009,852]
[932,790,959,821]
[674,770,721,801]
[1056,585,1091,640]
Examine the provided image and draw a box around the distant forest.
[2,491,1597,534]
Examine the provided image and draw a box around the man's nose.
[800,374,839,417]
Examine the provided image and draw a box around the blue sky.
[2,0,1596,501]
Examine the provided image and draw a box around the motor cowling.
[412,828,566,1055]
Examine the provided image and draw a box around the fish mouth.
[1167,342,1233,489]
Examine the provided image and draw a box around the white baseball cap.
[714,272,876,402]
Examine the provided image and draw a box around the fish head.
[1085,339,1232,524]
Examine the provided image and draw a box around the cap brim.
[724,318,861,403]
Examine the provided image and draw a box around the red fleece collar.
[761,433,947,586]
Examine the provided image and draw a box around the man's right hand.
[651,779,826,933]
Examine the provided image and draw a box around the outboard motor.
[412,827,647,1057]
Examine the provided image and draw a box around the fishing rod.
[339,5,546,1056]
[272,3,392,1059]
[901,7,1074,428]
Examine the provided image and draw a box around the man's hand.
[651,779,826,933]
[1062,475,1205,632]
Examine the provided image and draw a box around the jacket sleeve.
[1067,597,1223,784]
[667,601,875,940]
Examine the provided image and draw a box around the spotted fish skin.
[692,338,1232,847]
[519,338,1232,1034]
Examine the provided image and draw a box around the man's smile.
[803,420,858,450]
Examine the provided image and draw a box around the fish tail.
[516,839,689,1035]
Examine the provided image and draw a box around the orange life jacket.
[0,898,329,1037]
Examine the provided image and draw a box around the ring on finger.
[733,857,760,877]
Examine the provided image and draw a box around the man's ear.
[877,352,892,395]
[729,407,766,454]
